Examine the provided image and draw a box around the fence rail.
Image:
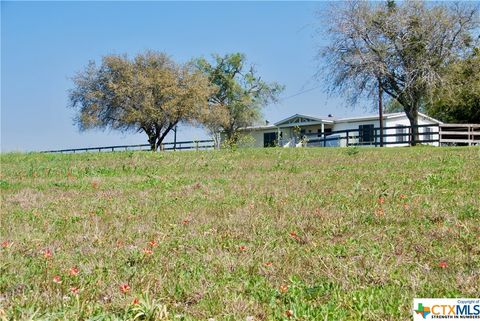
[438,124,480,146]
[296,124,441,147]
[280,123,480,147]
[41,123,480,153]
[42,139,215,154]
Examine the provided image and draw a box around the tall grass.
[1,147,479,320]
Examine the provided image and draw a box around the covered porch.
[273,114,335,147]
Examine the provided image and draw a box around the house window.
[396,125,407,143]
[263,132,278,148]
[359,124,374,144]
[424,127,433,141]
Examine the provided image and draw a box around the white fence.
[439,124,480,146]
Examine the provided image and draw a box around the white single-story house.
[224,112,443,148]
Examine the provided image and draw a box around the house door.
[263,132,278,147]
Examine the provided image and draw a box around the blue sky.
[1,1,374,152]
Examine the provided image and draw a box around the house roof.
[274,114,335,127]
[417,112,444,124]
[236,111,442,132]
[333,112,404,123]
[238,124,277,131]
[334,112,443,124]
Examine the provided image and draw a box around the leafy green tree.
[426,49,480,123]
[196,53,284,144]
[320,0,479,144]
[69,51,212,151]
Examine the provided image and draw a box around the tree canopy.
[426,48,480,124]
[196,53,284,145]
[320,0,479,144]
[69,51,212,150]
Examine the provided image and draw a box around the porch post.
[277,127,280,146]
[321,123,325,147]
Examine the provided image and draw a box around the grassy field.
[1,147,479,320]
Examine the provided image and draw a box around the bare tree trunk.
[213,132,221,149]
[406,108,419,146]
[147,132,157,151]
[143,122,178,151]
[155,122,177,151]
[208,129,221,149]
[155,137,162,151]
[224,128,235,145]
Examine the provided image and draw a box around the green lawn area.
[1,147,479,320]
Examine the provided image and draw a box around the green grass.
[1,147,479,320]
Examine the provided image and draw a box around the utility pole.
[378,80,384,147]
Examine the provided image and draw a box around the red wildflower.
[143,248,153,255]
[53,275,62,284]
[120,283,130,294]
[439,261,448,269]
[43,249,52,259]
[239,245,247,251]
[148,240,157,247]
[69,266,79,276]
[70,287,79,295]
[378,197,385,205]
[279,284,289,294]
[182,219,190,225]
[403,203,410,210]
[132,297,140,305]
[399,194,406,200]
[264,262,273,267]
[289,231,301,241]
[1,241,11,248]
[375,208,385,216]
[285,310,294,318]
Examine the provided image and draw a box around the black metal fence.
[42,139,215,154]
[295,124,440,147]
[40,123,479,153]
